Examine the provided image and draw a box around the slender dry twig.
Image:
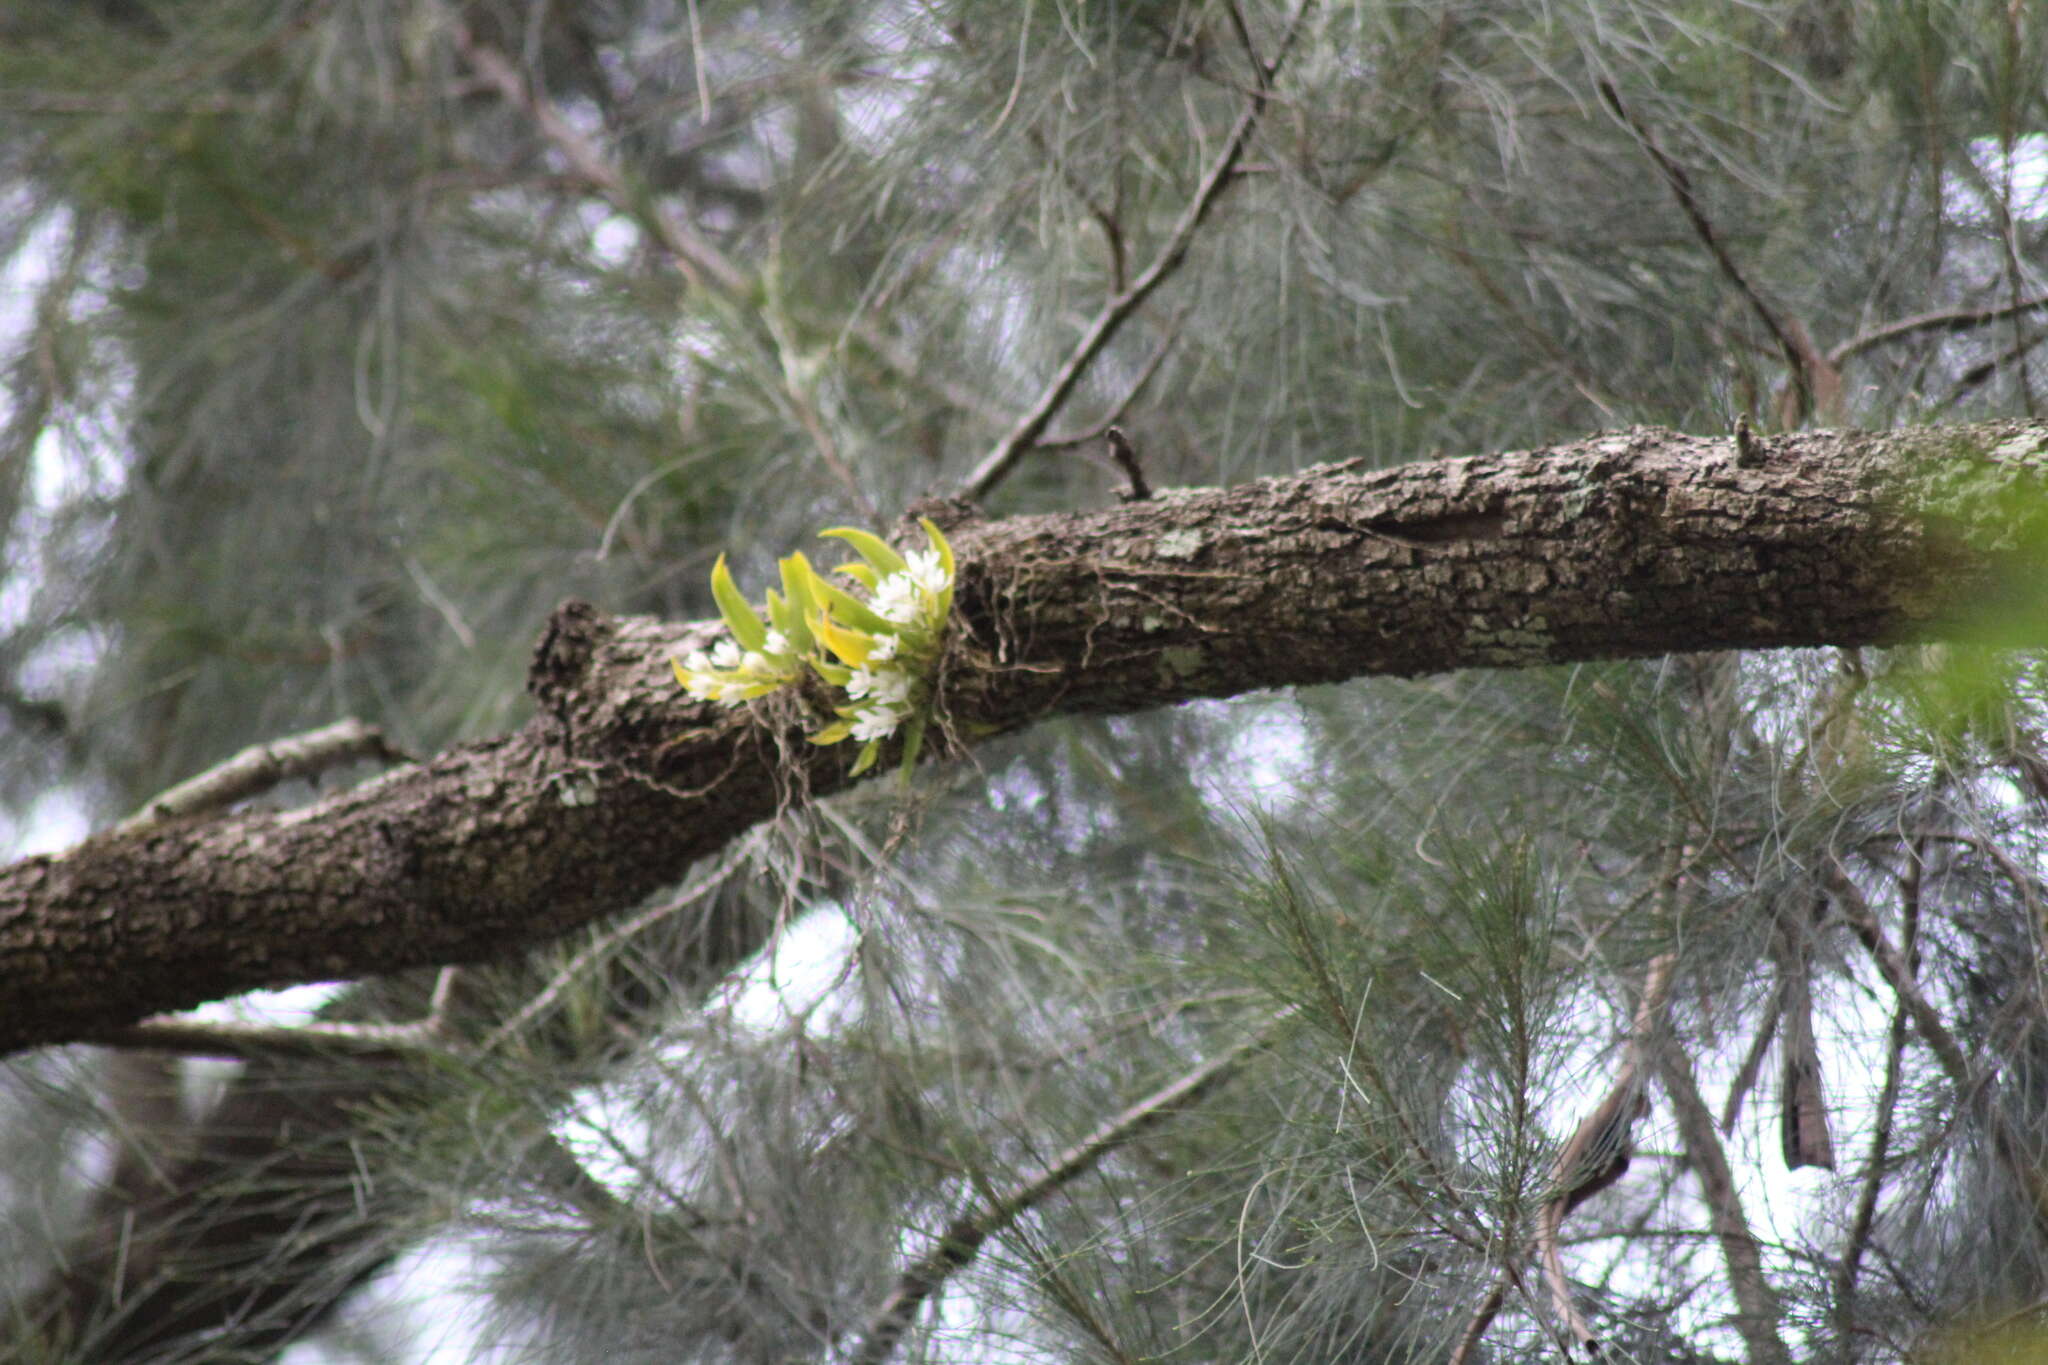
[1828,293,2048,369]
[480,840,754,1056]
[1597,82,1836,426]
[94,1014,448,1060]
[101,966,474,1060]
[450,16,876,516]
[845,1010,1292,1365]
[1533,953,1675,1356]
[1718,990,1782,1135]
[1832,839,1923,1337]
[1824,860,1973,1088]
[1655,1041,1794,1365]
[1104,427,1152,502]
[115,717,408,835]
[1031,317,1186,451]
[1025,123,1128,292]
[960,0,1315,501]
[449,20,746,296]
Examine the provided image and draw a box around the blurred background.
[0,1,2045,1360]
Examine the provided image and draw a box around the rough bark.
[4,421,2047,1054]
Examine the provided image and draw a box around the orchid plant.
[672,518,955,776]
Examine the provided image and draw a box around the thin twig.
[1717,989,1782,1135]
[100,965,472,1061]
[1824,860,1973,1088]
[1535,953,1676,1355]
[960,0,1316,501]
[1828,293,2048,369]
[1656,1041,1794,1365]
[94,1015,447,1060]
[1832,838,1922,1336]
[1105,428,1152,502]
[845,1010,1293,1365]
[1598,81,1834,426]
[1025,123,1128,292]
[115,718,409,835]
[1032,316,1186,451]
[450,17,875,516]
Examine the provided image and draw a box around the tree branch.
[113,717,409,836]
[1535,953,1674,1354]
[1831,838,1922,1338]
[1655,1041,1793,1365]
[1598,82,1838,426]
[960,0,1314,500]
[1828,294,2048,370]
[1823,859,1974,1089]
[845,1012,1288,1365]
[4,421,2048,1054]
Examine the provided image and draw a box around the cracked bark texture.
[4,421,2046,1056]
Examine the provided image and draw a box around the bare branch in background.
[1535,953,1674,1354]
[1031,316,1185,452]
[845,1011,1291,1365]
[113,718,409,836]
[1833,838,1924,1335]
[1718,990,1782,1135]
[1104,427,1152,503]
[961,1,1316,501]
[1598,81,1840,427]
[1829,294,2048,370]
[1656,1040,1794,1365]
[1826,860,1974,1089]
[449,15,878,517]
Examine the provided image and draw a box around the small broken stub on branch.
[1107,426,1152,502]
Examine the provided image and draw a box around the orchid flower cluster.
[671,518,955,776]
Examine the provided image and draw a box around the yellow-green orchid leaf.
[920,518,956,617]
[770,589,806,650]
[820,526,907,578]
[898,712,928,776]
[670,657,694,688]
[812,610,875,666]
[849,737,883,775]
[811,658,853,687]
[710,554,768,651]
[832,561,878,591]
[809,719,855,745]
[919,518,953,577]
[779,553,820,649]
[810,576,892,636]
